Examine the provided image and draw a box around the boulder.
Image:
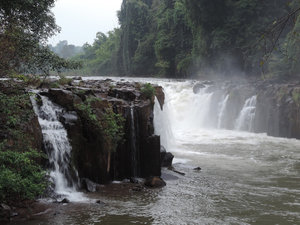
[108,88,138,101]
[160,146,174,167]
[81,178,97,192]
[60,198,70,204]
[144,177,166,188]
[0,203,11,222]
[47,89,82,111]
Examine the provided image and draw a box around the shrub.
[0,146,47,203]
[141,83,155,100]
[57,76,72,86]
[75,97,125,172]
[0,89,47,203]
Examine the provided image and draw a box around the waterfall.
[130,105,138,177]
[153,81,259,149]
[234,95,257,132]
[217,94,229,129]
[31,93,86,202]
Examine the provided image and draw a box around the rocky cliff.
[42,79,165,184]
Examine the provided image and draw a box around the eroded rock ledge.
[42,79,165,184]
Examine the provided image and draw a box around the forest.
[1,0,300,79]
[73,0,300,79]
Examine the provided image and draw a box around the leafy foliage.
[0,147,47,203]
[76,0,300,78]
[75,97,125,151]
[141,83,155,100]
[0,89,47,203]
[0,0,82,77]
[101,108,125,153]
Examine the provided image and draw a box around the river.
[12,78,300,225]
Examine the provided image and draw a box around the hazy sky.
[49,0,123,46]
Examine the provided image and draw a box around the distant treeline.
[49,41,83,59]
[74,0,300,79]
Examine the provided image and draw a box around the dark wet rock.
[81,178,97,192]
[169,167,185,176]
[130,177,139,184]
[60,198,70,204]
[108,88,138,101]
[144,176,166,188]
[193,167,202,171]
[72,76,82,80]
[47,88,82,111]
[96,200,106,206]
[160,146,174,167]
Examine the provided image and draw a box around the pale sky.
[49,0,123,46]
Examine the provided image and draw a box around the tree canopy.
[0,0,81,77]
[68,0,300,79]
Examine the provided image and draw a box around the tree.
[0,0,80,77]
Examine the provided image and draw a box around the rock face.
[160,146,174,167]
[44,80,164,184]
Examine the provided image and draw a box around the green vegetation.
[75,96,100,123]
[0,146,46,203]
[0,88,47,203]
[73,0,300,79]
[75,96,125,172]
[0,0,82,78]
[101,108,125,172]
[141,83,155,100]
[49,40,83,59]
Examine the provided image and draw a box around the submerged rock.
[60,198,70,204]
[160,146,174,167]
[144,176,166,188]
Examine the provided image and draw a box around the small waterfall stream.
[217,94,229,129]
[31,93,86,201]
[130,105,138,177]
[234,95,257,131]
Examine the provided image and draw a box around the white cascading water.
[234,95,257,132]
[217,94,229,129]
[31,94,86,202]
[153,81,260,153]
